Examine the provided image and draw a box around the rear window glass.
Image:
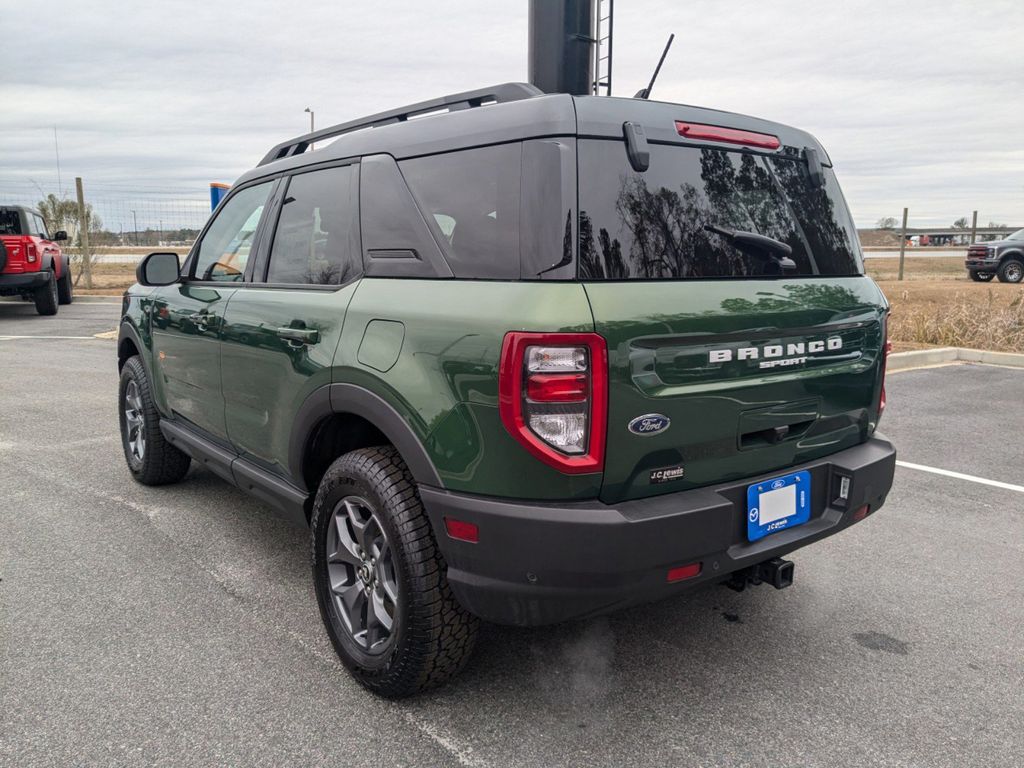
[400,144,521,279]
[267,165,359,285]
[578,141,862,280]
[0,210,22,235]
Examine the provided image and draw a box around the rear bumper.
[421,435,896,626]
[0,271,48,290]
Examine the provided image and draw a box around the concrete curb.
[889,347,1024,372]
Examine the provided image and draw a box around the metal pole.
[970,210,978,245]
[75,177,92,289]
[132,210,139,247]
[305,107,315,150]
[897,207,908,281]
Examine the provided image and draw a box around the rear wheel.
[57,267,73,305]
[33,272,58,315]
[118,355,191,485]
[969,271,994,282]
[311,446,478,698]
[997,258,1023,284]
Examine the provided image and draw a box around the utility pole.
[132,210,139,247]
[970,210,978,245]
[54,127,63,197]
[305,107,315,151]
[897,207,908,282]
[75,177,92,289]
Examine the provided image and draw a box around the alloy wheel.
[123,379,146,461]
[325,496,399,653]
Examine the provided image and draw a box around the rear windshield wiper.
[704,224,797,272]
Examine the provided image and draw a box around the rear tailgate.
[573,106,887,504]
[586,278,886,503]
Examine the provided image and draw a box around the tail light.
[25,242,38,263]
[498,332,608,474]
[878,318,892,419]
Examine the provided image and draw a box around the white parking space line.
[0,335,105,341]
[896,460,1024,493]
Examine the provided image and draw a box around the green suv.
[117,83,896,697]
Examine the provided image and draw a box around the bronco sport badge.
[708,337,843,370]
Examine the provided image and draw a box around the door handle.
[276,326,319,346]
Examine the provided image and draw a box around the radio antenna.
[634,33,674,100]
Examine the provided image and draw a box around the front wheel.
[118,356,191,485]
[311,446,479,698]
[969,270,994,282]
[997,258,1023,284]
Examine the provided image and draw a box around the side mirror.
[53,230,68,241]
[137,251,181,286]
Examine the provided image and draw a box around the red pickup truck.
[0,205,73,315]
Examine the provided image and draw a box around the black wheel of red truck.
[57,268,73,305]
[997,258,1023,284]
[311,446,478,698]
[118,355,191,485]
[969,271,994,282]
[33,272,58,316]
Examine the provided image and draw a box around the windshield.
[578,141,862,280]
[1005,228,1024,242]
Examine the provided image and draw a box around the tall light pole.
[132,210,139,247]
[304,107,315,151]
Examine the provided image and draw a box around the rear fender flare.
[289,383,442,493]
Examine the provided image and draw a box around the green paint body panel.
[125,273,887,505]
[336,278,600,499]
[219,285,355,475]
[585,276,888,503]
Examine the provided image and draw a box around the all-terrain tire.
[997,258,1024,284]
[118,355,191,485]
[311,446,479,698]
[57,267,73,305]
[969,271,994,282]
[34,272,58,315]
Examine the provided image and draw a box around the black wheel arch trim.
[288,383,443,492]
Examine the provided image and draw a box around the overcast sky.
[2,0,1022,228]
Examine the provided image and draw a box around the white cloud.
[2,0,1021,227]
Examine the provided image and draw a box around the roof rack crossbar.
[258,82,543,167]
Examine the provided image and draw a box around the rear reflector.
[667,562,702,583]
[526,373,588,403]
[444,517,479,543]
[675,121,781,150]
[852,505,870,522]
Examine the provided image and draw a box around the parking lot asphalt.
[1,302,1022,768]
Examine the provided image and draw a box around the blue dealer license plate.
[746,470,811,542]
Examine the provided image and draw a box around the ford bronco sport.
[0,205,72,315]
[117,83,896,697]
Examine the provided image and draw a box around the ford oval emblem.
[771,479,786,490]
[628,413,671,436]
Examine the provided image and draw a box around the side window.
[399,144,521,279]
[193,182,273,282]
[33,214,49,238]
[266,165,358,285]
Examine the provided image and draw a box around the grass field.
[76,256,1023,353]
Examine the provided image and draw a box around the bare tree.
[37,193,103,286]
[952,216,970,229]
[876,216,898,230]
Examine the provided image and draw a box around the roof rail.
[258,82,544,167]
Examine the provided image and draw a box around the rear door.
[220,162,361,480]
[578,139,888,504]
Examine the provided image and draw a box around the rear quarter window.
[0,210,22,235]
[578,141,862,280]
[400,144,521,279]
